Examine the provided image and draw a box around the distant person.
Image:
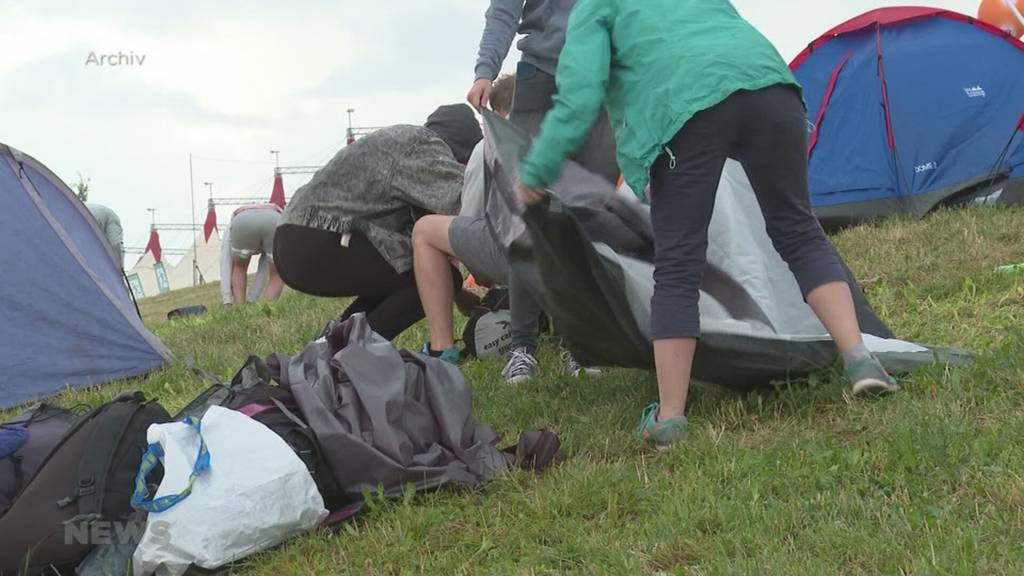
[86,203,123,268]
[515,0,900,449]
[273,104,483,340]
[226,203,285,305]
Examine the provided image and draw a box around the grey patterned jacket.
[281,125,464,274]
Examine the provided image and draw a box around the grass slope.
[11,207,1024,574]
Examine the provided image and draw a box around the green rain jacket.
[520,0,800,197]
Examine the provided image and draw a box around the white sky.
[0,0,980,256]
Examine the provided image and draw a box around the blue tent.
[791,7,1024,230]
[0,143,172,409]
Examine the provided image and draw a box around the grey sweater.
[86,203,124,267]
[474,0,576,80]
[282,125,464,274]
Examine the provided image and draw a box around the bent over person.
[274,104,482,340]
[86,202,124,268]
[225,203,285,305]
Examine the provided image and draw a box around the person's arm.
[475,0,526,81]
[520,0,613,190]
[469,0,525,110]
[231,257,249,305]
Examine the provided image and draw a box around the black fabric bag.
[0,404,82,516]
[462,289,550,359]
[224,366,351,512]
[462,289,513,359]
[0,391,170,575]
[178,357,352,513]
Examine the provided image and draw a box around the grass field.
[10,207,1024,574]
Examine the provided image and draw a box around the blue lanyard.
[131,417,211,513]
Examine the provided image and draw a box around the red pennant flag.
[144,228,163,263]
[1018,113,1024,131]
[269,174,286,209]
[203,203,218,242]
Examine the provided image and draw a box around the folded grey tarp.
[481,112,968,392]
[269,314,509,499]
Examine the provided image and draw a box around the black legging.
[274,224,461,340]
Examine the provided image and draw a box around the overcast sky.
[1,0,979,257]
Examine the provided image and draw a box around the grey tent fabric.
[480,113,968,390]
[268,314,508,499]
[1,144,172,409]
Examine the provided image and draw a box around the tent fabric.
[0,144,171,409]
[791,8,1024,230]
[143,229,163,263]
[268,313,508,499]
[480,113,967,391]
[269,174,286,209]
[127,251,161,300]
[202,203,217,243]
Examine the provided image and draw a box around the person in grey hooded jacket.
[464,0,617,383]
[273,104,482,340]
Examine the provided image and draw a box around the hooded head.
[424,104,483,164]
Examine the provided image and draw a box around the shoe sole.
[852,378,900,397]
[568,369,604,378]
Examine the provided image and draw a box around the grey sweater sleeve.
[474,0,525,81]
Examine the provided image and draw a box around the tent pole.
[189,153,197,287]
[122,269,143,320]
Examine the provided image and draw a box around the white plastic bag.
[132,406,327,576]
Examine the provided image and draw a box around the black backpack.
[462,289,550,359]
[179,357,351,513]
[0,392,171,575]
[0,404,82,516]
[462,289,513,359]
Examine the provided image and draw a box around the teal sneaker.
[635,403,687,450]
[422,343,461,365]
[845,355,900,396]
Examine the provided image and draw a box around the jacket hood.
[424,104,483,164]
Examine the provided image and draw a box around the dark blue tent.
[791,7,1024,230]
[0,143,171,409]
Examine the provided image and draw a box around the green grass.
[9,207,1024,574]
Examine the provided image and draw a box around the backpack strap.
[267,396,308,430]
[187,356,226,386]
[58,394,145,521]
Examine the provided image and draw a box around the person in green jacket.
[516,0,899,449]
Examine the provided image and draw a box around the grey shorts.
[448,216,508,286]
[230,208,280,260]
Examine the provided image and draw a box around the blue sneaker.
[845,355,900,396]
[422,343,461,365]
[634,403,687,450]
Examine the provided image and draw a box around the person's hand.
[466,78,493,112]
[516,183,547,206]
